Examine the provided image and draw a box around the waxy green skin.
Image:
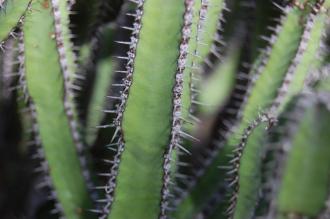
[175,5,316,219]
[231,4,330,219]
[182,0,225,121]
[181,0,198,124]
[86,58,114,145]
[178,2,330,218]
[23,1,94,219]
[274,12,329,114]
[0,0,30,43]
[199,48,240,115]
[277,103,330,218]
[199,0,225,59]
[108,0,185,218]
[54,0,77,83]
[1,0,330,218]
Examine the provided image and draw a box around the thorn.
[179,131,199,142]
[176,143,191,155]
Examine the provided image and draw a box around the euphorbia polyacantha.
[0,0,330,219]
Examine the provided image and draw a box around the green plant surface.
[195,0,225,61]
[182,0,225,121]
[181,0,200,124]
[227,114,275,219]
[86,58,115,145]
[1,1,330,218]
[199,48,240,115]
[0,0,31,45]
[277,102,330,217]
[51,0,77,82]
[227,124,274,219]
[175,5,307,218]
[270,9,329,115]
[241,8,303,121]
[106,0,186,218]
[222,4,330,219]
[22,1,94,218]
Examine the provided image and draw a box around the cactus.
[0,0,330,219]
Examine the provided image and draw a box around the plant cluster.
[0,0,330,219]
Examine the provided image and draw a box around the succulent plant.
[0,0,330,219]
